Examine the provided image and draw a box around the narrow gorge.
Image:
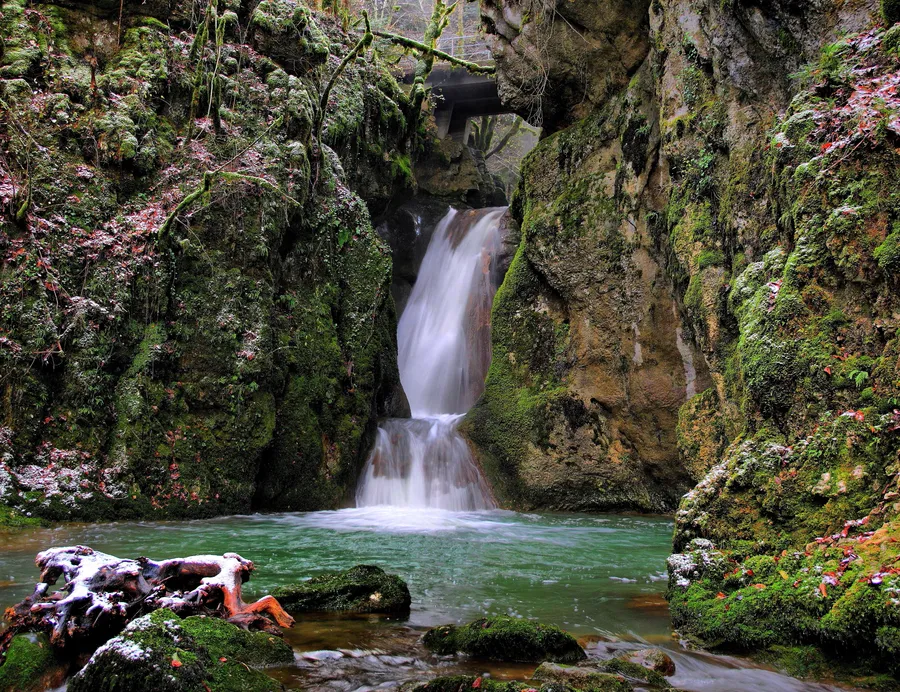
[2,0,900,689]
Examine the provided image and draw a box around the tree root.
[1,546,294,656]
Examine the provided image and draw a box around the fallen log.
[1,546,293,656]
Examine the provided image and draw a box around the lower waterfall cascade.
[355,207,507,510]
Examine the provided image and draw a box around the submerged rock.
[271,565,411,614]
[68,609,292,692]
[0,633,67,692]
[422,617,586,663]
[617,649,676,677]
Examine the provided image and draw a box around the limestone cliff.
[0,0,414,520]
[475,0,900,679]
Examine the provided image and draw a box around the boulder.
[68,609,292,692]
[618,649,676,677]
[422,616,586,663]
[401,676,588,691]
[0,633,67,692]
[270,565,411,614]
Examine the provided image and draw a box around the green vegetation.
[0,633,65,692]
[271,564,411,613]
[68,609,292,692]
[422,616,586,663]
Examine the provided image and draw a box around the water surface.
[0,508,851,690]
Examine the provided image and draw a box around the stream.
[0,508,851,690]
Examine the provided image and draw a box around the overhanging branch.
[373,30,496,75]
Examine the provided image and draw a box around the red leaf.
[472,678,482,689]
[818,583,827,598]
[716,592,727,599]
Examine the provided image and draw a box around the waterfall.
[356,207,507,511]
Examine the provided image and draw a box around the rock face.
[618,648,675,678]
[531,662,646,691]
[68,609,293,692]
[422,616,586,663]
[0,0,414,519]
[480,0,652,132]
[479,0,900,680]
[270,564,411,614]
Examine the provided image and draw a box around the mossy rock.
[591,657,673,688]
[68,609,292,692]
[616,649,676,677]
[402,676,584,692]
[270,565,411,614]
[422,617,587,664]
[532,663,636,691]
[0,633,67,692]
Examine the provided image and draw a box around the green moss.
[874,224,900,276]
[0,503,43,528]
[271,564,411,613]
[69,609,290,692]
[594,659,672,688]
[422,617,586,664]
[405,677,561,692]
[0,633,65,692]
[885,24,900,53]
[533,662,635,691]
[464,243,569,507]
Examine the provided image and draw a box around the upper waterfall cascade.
[356,207,507,511]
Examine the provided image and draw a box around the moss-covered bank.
[479,0,900,681]
[68,609,292,692]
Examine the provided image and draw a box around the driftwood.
[1,546,293,655]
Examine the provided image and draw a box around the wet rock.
[249,0,329,73]
[480,0,651,132]
[415,138,508,207]
[532,662,635,690]
[422,617,586,663]
[271,565,411,614]
[68,609,292,692]
[0,633,67,692]
[402,676,587,691]
[618,648,676,677]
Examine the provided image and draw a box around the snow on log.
[1,545,294,655]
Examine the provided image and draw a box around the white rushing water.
[356,207,506,511]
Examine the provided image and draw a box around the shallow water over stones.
[0,508,858,691]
